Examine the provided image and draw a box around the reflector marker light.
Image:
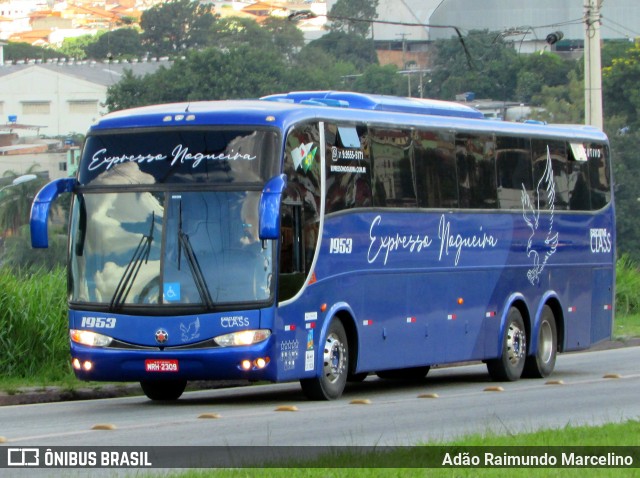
[305,322,316,329]
[485,311,497,318]
[284,325,296,331]
[568,306,577,313]
[447,314,457,321]
[406,317,417,323]
[604,304,612,310]
[363,319,373,326]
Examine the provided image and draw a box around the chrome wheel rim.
[323,332,346,384]
[506,322,526,366]
[539,320,553,364]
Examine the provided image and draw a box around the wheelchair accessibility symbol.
[163,283,181,302]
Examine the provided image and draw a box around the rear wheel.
[487,307,527,381]
[300,319,348,400]
[376,366,430,380]
[523,305,557,378]
[140,379,187,401]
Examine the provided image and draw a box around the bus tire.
[140,379,187,401]
[347,372,368,383]
[300,319,348,400]
[487,307,527,381]
[376,366,430,380]
[523,305,557,378]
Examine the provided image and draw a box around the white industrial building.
[0,59,170,137]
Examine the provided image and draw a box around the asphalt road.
[0,345,639,448]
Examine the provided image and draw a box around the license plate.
[145,359,179,372]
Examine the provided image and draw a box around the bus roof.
[260,91,486,119]
[90,92,608,143]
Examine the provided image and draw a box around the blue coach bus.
[30,91,615,401]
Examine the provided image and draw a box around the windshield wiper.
[109,213,155,311]
[178,200,214,309]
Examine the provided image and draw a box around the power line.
[600,15,640,38]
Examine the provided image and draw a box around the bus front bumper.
[69,339,278,383]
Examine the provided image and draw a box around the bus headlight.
[214,329,271,347]
[70,329,113,347]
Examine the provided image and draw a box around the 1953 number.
[330,238,353,254]
[81,316,117,328]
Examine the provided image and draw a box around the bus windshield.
[69,127,280,310]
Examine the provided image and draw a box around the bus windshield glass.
[70,190,273,309]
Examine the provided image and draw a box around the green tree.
[105,69,153,111]
[602,42,640,127]
[328,0,379,38]
[211,16,304,63]
[609,130,640,262]
[530,70,584,124]
[352,63,404,95]
[140,0,217,56]
[85,28,144,60]
[304,31,378,71]
[176,46,293,100]
[516,52,575,103]
[3,42,63,62]
[289,45,359,91]
[57,34,97,60]
[107,45,294,110]
[424,30,520,101]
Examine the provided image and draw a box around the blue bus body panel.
[272,207,615,376]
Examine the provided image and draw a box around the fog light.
[241,360,252,370]
[72,358,81,370]
[82,361,93,371]
[255,358,266,369]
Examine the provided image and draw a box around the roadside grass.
[157,420,640,477]
[613,313,640,340]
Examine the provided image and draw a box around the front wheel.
[300,319,349,400]
[523,305,557,378]
[487,307,527,381]
[140,379,187,401]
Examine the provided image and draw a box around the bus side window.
[414,129,456,208]
[370,127,416,207]
[532,139,568,211]
[279,123,322,302]
[587,143,611,210]
[496,136,533,210]
[455,133,496,209]
[324,123,372,214]
[279,199,305,301]
[567,143,591,211]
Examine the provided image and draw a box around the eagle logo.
[521,146,559,285]
[180,317,201,342]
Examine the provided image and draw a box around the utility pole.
[397,33,411,96]
[584,0,603,130]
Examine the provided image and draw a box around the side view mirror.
[30,177,76,248]
[259,174,287,241]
